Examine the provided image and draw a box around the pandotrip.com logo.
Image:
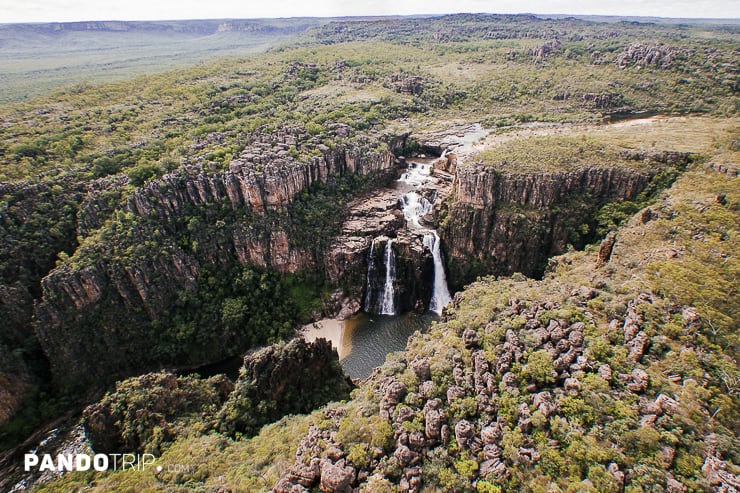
[24,453,155,472]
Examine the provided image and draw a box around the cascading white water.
[364,160,452,315]
[398,162,432,186]
[423,232,452,315]
[379,239,397,315]
[363,239,377,312]
[399,162,452,314]
[401,192,433,228]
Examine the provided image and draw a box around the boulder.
[410,357,431,381]
[394,445,421,467]
[319,462,355,493]
[454,419,476,449]
[627,368,650,393]
[462,328,480,348]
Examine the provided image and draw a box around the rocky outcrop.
[216,338,353,436]
[384,74,427,96]
[441,163,669,287]
[581,92,625,110]
[532,39,561,60]
[597,231,617,267]
[615,43,690,70]
[275,285,693,492]
[83,372,233,454]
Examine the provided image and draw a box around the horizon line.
[2,12,740,26]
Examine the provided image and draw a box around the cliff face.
[361,235,435,315]
[441,163,670,288]
[34,136,398,391]
[0,178,84,424]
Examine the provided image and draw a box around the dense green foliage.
[82,372,233,456]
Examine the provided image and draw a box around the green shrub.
[522,350,555,385]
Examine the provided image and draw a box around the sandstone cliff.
[440,154,689,288]
[217,337,353,436]
[34,128,398,392]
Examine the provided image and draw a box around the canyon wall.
[440,157,686,289]
[34,132,399,391]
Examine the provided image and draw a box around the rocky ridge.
[273,291,676,492]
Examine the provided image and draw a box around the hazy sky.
[1,0,738,23]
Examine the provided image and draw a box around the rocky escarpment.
[34,126,399,392]
[273,292,674,492]
[440,153,689,288]
[216,338,353,437]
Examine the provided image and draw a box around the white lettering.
[141,454,155,471]
[93,454,108,472]
[110,453,121,470]
[24,454,38,472]
[57,454,74,471]
[23,452,156,472]
[75,454,91,471]
[39,455,55,472]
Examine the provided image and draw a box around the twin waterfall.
[363,239,398,315]
[423,231,452,314]
[363,162,452,316]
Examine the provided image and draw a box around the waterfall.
[401,163,452,314]
[379,239,397,315]
[423,232,452,315]
[398,162,432,186]
[363,239,377,312]
[401,192,433,228]
[363,238,397,315]
[364,160,452,316]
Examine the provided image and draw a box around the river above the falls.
[302,311,438,380]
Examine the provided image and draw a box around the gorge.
[6,120,680,400]
[0,13,737,492]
